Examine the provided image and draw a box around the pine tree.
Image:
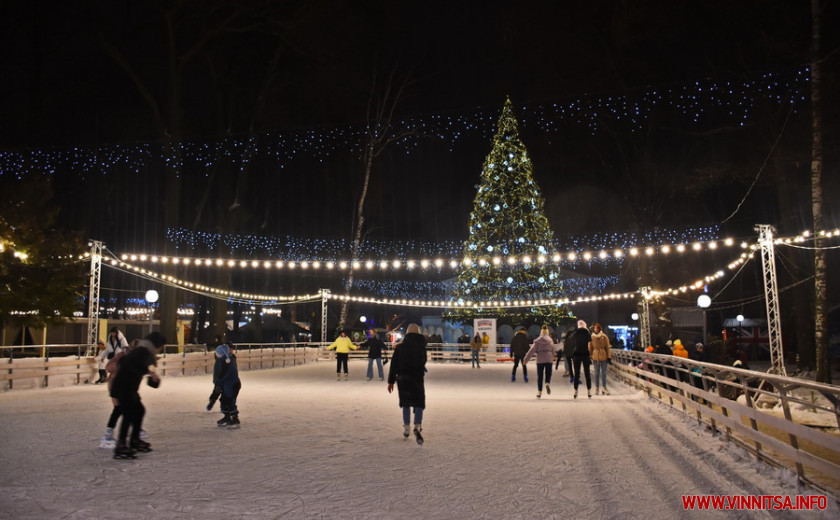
[445,98,571,326]
[0,176,85,333]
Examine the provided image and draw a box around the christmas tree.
[445,98,571,326]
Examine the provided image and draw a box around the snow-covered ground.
[1,360,836,519]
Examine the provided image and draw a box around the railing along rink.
[610,349,840,500]
[0,343,321,390]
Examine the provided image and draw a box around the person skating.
[523,325,555,398]
[589,323,611,395]
[387,323,427,445]
[327,330,358,380]
[100,339,137,448]
[110,332,165,459]
[96,328,128,383]
[216,342,242,429]
[509,329,530,383]
[94,340,107,384]
[207,337,227,411]
[469,333,483,368]
[360,329,387,381]
[571,320,592,399]
[563,327,576,381]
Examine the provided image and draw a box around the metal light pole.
[736,313,744,356]
[145,289,159,335]
[697,294,711,345]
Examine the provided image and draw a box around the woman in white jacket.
[523,325,555,399]
[96,327,129,383]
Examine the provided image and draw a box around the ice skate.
[524,375,528,383]
[113,442,136,460]
[130,438,152,453]
[574,389,578,399]
[536,391,541,399]
[595,387,600,395]
[413,425,424,445]
[403,424,410,440]
[511,374,515,382]
[227,415,241,429]
[603,387,610,395]
[217,413,231,427]
[336,373,341,381]
[588,390,592,399]
[344,373,348,380]
[99,428,116,449]
[545,383,551,395]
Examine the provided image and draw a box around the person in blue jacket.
[215,342,241,429]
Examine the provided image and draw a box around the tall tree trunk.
[337,67,413,331]
[811,0,829,383]
[337,142,374,330]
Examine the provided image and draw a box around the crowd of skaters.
[94,321,625,456]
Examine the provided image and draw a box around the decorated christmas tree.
[445,98,571,326]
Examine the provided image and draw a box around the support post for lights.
[85,240,103,356]
[755,224,786,376]
[320,289,330,344]
[145,290,159,335]
[736,314,745,357]
[638,287,651,350]
[697,293,711,346]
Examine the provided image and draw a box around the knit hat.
[215,344,231,363]
[540,325,549,335]
[666,340,673,347]
[577,320,587,329]
[406,323,422,335]
[645,346,654,353]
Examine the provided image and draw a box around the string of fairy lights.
[1,68,808,179]
[119,233,743,272]
[165,226,722,259]
[90,224,840,309]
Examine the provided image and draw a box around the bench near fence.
[0,343,320,391]
[609,349,840,500]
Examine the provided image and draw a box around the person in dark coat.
[562,327,576,379]
[509,329,530,383]
[216,342,241,428]
[571,320,592,398]
[361,329,387,381]
[110,332,165,459]
[387,323,427,445]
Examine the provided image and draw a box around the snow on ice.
[0,361,836,519]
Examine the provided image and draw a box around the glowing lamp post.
[630,313,639,349]
[697,294,711,345]
[145,289,159,334]
[736,314,745,353]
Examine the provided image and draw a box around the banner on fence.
[474,319,497,353]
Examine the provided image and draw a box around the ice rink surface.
[1,360,836,519]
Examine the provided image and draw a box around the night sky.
[1,0,838,268]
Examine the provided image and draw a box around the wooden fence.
[610,349,840,499]
[0,343,320,390]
